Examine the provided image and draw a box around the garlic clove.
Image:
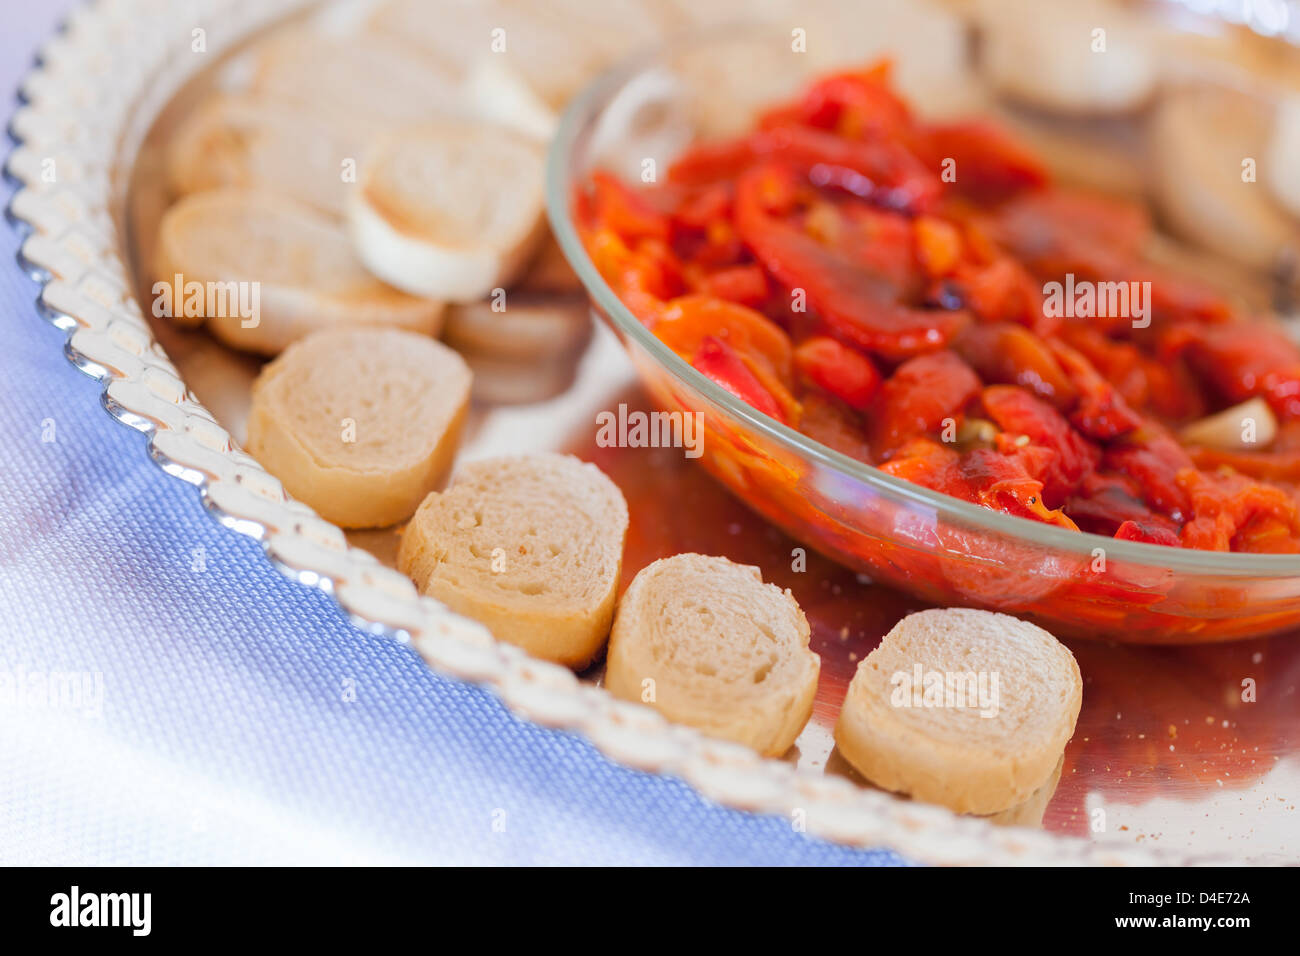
[1180,396,1277,452]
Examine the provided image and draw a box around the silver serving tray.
[9,0,1257,865]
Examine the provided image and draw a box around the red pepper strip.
[880,440,1077,530]
[1047,339,1143,440]
[1178,468,1300,552]
[911,121,1049,200]
[588,171,670,243]
[953,322,1077,410]
[691,335,789,425]
[1065,471,1180,538]
[990,188,1150,266]
[655,295,793,381]
[871,351,980,456]
[762,64,913,141]
[1187,447,1300,482]
[958,448,1080,530]
[697,264,769,307]
[1103,425,1196,524]
[585,228,671,326]
[832,203,924,296]
[672,126,941,213]
[798,392,873,464]
[735,166,968,361]
[1231,515,1300,553]
[654,295,800,422]
[985,190,1236,326]
[877,437,959,489]
[1184,323,1300,420]
[913,215,963,277]
[1115,520,1183,547]
[982,385,1098,508]
[794,335,882,411]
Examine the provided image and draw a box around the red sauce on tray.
[577,63,1300,554]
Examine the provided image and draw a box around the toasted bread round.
[443,295,591,362]
[397,454,629,668]
[155,189,444,354]
[249,27,458,125]
[164,93,380,218]
[348,121,546,302]
[246,327,470,528]
[457,349,582,406]
[605,554,820,757]
[977,0,1156,115]
[461,55,558,142]
[1267,95,1300,221]
[1150,87,1300,272]
[516,234,583,295]
[367,0,620,108]
[834,608,1082,815]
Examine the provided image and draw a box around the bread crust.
[164,93,380,218]
[605,553,820,757]
[834,608,1082,815]
[397,454,629,668]
[348,122,546,302]
[154,189,444,355]
[1150,88,1299,273]
[977,0,1156,115]
[246,327,470,528]
[443,296,591,362]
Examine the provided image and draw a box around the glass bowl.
[547,24,1300,645]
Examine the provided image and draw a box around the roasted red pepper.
[871,351,980,456]
[692,335,789,425]
[580,59,1300,553]
[794,336,882,411]
[735,165,967,361]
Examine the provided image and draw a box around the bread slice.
[458,349,581,406]
[248,26,459,126]
[367,0,622,108]
[347,121,546,303]
[605,554,820,757]
[461,54,558,142]
[834,608,1082,815]
[154,189,444,354]
[516,233,583,295]
[397,454,629,668]
[1151,87,1300,272]
[1268,95,1300,220]
[976,0,1156,115]
[246,327,470,528]
[165,93,382,218]
[443,294,591,362]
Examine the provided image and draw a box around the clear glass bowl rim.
[544,29,1300,578]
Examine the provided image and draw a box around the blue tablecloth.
[0,1,902,865]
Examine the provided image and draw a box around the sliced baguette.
[516,234,583,295]
[154,189,444,354]
[458,349,582,406]
[1267,95,1300,221]
[348,121,546,302]
[368,0,617,108]
[165,93,381,218]
[834,608,1082,815]
[249,27,459,126]
[443,294,591,362]
[397,453,629,668]
[976,0,1156,115]
[461,55,558,143]
[246,327,470,528]
[605,553,820,757]
[1150,87,1300,273]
